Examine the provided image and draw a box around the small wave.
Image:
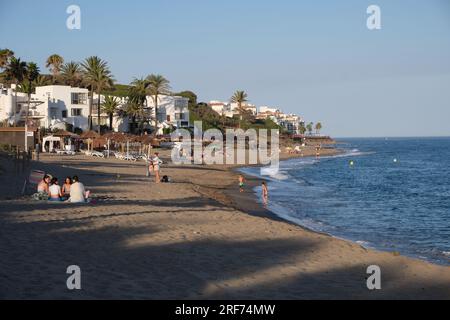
[324,149,375,159]
[356,240,370,248]
[259,167,290,181]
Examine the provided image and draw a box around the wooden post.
[15,147,19,174]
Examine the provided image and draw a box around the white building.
[259,106,281,114]
[208,101,228,116]
[276,113,304,134]
[92,94,129,132]
[34,85,90,130]
[256,106,304,135]
[0,84,90,130]
[230,102,257,116]
[146,95,190,134]
[0,84,28,126]
[209,100,257,118]
[208,100,236,118]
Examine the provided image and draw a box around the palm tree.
[23,62,40,150]
[81,56,114,133]
[4,57,27,126]
[0,48,14,70]
[125,101,143,133]
[61,61,83,87]
[299,123,306,135]
[315,122,322,136]
[230,90,249,129]
[33,75,50,87]
[146,74,171,134]
[129,77,150,133]
[306,122,314,136]
[46,54,64,83]
[101,95,120,131]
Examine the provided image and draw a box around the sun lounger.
[56,149,76,156]
[91,151,105,158]
[22,169,46,195]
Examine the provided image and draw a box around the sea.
[240,137,450,265]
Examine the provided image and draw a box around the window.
[175,113,184,120]
[62,110,68,118]
[71,108,82,116]
[71,92,87,105]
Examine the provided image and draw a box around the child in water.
[262,181,268,207]
[238,175,245,193]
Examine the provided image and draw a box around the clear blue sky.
[1,0,449,137]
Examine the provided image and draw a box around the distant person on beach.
[37,174,51,195]
[262,181,268,207]
[49,177,63,201]
[69,176,90,203]
[152,153,162,183]
[61,177,72,200]
[239,175,245,193]
[315,145,321,158]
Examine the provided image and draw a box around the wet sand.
[0,149,449,299]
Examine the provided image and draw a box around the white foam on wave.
[322,148,375,160]
[259,167,290,181]
[356,240,370,248]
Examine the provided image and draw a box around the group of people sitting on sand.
[34,174,90,203]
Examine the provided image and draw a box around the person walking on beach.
[262,181,268,207]
[152,152,162,183]
[239,175,245,193]
[147,157,153,178]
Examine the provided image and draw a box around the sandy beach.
[0,148,449,300]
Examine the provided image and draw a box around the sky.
[1,0,450,137]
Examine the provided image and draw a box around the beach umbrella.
[80,130,101,139]
[52,130,79,138]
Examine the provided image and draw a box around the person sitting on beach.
[37,174,51,195]
[33,174,51,201]
[48,177,63,202]
[239,175,245,193]
[61,177,72,200]
[69,175,90,203]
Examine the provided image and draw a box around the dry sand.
[0,148,449,299]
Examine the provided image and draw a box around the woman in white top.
[48,177,63,201]
[69,175,90,203]
[152,153,162,183]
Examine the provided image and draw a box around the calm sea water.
[241,137,450,265]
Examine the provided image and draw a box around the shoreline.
[228,157,449,268]
[0,148,449,299]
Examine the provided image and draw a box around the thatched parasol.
[80,130,101,139]
[52,130,80,138]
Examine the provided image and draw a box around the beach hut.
[42,135,62,153]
